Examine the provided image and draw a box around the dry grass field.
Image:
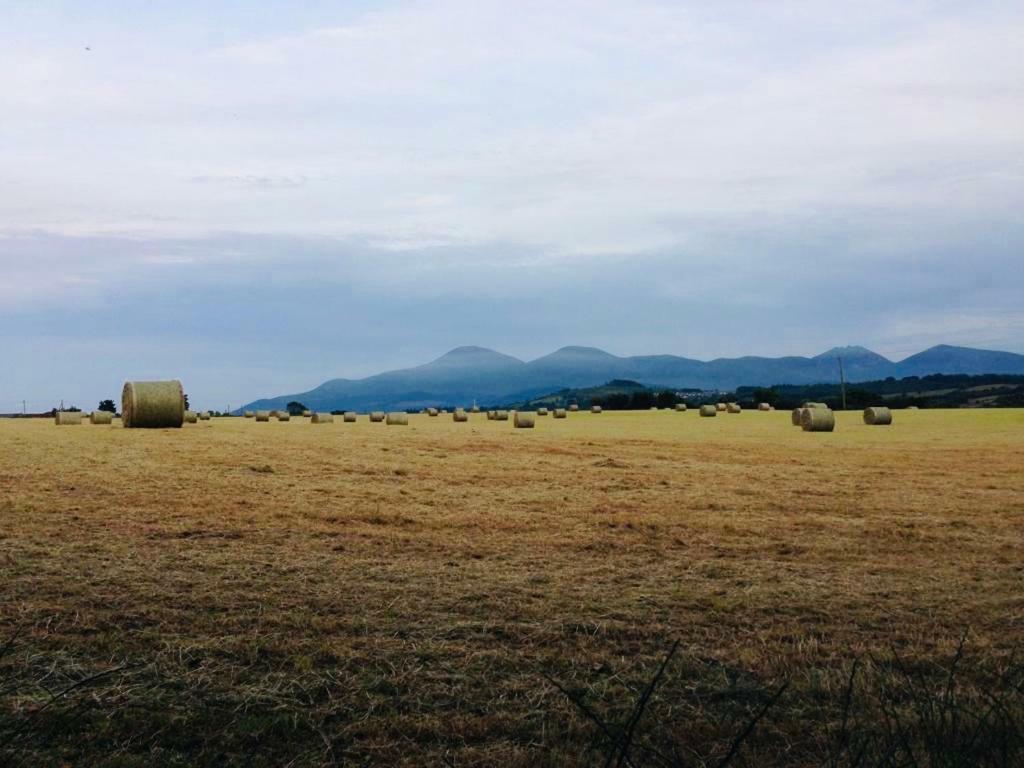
[2,409,1023,766]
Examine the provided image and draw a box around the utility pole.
[837,356,847,411]
[22,400,26,415]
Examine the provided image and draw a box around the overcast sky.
[2,0,1022,411]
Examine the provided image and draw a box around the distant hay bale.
[440,409,448,414]
[386,412,408,425]
[675,403,687,412]
[276,411,291,422]
[791,408,805,426]
[303,410,312,417]
[369,411,385,422]
[243,411,254,418]
[699,404,717,417]
[343,411,357,422]
[255,411,270,422]
[427,407,439,417]
[55,411,82,425]
[726,403,741,413]
[801,408,836,432]
[453,409,468,422]
[89,410,113,425]
[537,407,549,416]
[514,411,536,428]
[184,410,198,423]
[311,412,334,424]
[553,408,567,418]
[716,403,726,412]
[758,403,771,411]
[121,380,184,429]
[568,404,579,412]
[906,406,919,410]
[199,411,211,421]
[470,405,480,413]
[590,405,602,414]
[486,410,495,420]
[802,402,828,409]
[863,406,893,425]
[494,410,509,421]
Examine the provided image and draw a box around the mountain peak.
[815,345,884,359]
[549,345,617,357]
[428,346,524,367]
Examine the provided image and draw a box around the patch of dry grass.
[1,409,1023,765]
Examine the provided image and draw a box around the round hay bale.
[863,406,893,425]
[386,412,408,425]
[89,410,113,425]
[369,411,385,422]
[553,408,567,418]
[470,405,480,413]
[675,403,687,412]
[791,408,805,426]
[906,406,919,410]
[715,402,726,412]
[184,410,198,423]
[55,411,82,425]
[199,411,211,421]
[590,405,602,414]
[486,410,495,420]
[699,404,717,417]
[802,402,828,409]
[514,411,536,428]
[801,408,835,432]
[726,403,741,414]
[537,407,549,416]
[494,410,509,421]
[758,403,771,412]
[255,411,270,422]
[302,410,312,417]
[453,409,468,422]
[121,380,184,429]
[568,404,579,412]
[343,411,357,423]
[311,412,334,424]
[276,411,291,422]
[243,411,254,418]
[427,408,439,417]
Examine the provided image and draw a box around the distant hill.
[239,343,1024,413]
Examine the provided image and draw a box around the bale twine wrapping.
[121,380,184,429]
[727,403,741,414]
[553,408,567,418]
[386,412,408,425]
[591,405,602,414]
[276,411,291,422]
[369,411,385,422]
[514,411,536,429]
[344,412,357,423]
[184,410,198,423]
[758,403,771,411]
[244,411,254,418]
[427,408,439,417]
[801,408,836,432]
[199,411,211,421]
[255,411,270,422]
[311,412,334,424]
[537,407,549,416]
[863,406,893,425]
[791,408,805,426]
[699,404,717,417]
[675,403,687,412]
[55,411,82,425]
[453,409,468,422]
[568,404,579,412]
[89,410,113,425]
[494,410,509,421]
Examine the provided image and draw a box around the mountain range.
[239,344,1024,413]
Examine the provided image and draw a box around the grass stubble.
[1,409,1023,766]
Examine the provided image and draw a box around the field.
[2,409,1023,766]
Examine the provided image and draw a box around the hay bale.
[758,403,771,411]
[590,405,602,414]
[727,403,741,413]
[386,412,408,425]
[303,410,312,417]
[791,408,805,426]
[802,402,828,409]
[906,406,919,410]
[369,411,385,422]
[801,408,835,432]
[311,412,334,424]
[553,408,567,418]
[715,403,726,412]
[568,404,579,412]
[184,410,198,423]
[863,406,893,425]
[494,410,509,421]
[54,411,82,425]
[121,380,184,429]
[244,411,254,418]
[514,411,536,428]
[537,407,549,416]
[427,408,439,417]
[276,411,291,422]
[675,403,687,412]
[344,411,357,423]
[199,411,211,421]
[89,410,113,425]
[453,409,468,422]
[486,410,495,420]
[699,404,717,417]
[255,411,270,422]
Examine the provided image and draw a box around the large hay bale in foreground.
[243,411,254,418]
[568,404,579,412]
[553,408,567,418]
[386,412,408,425]
[311,412,334,424]
[537,407,549,416]
[453,409,468,422]
[344,411,357,423]
[758,403,771,412]
[675,403,687,412]
[55,411,82,425]
[122,380,184,429]
[276,411,291,422]
[726,403,741,413]
[863,406,893,425]
[255,411,270,422]
[514,411,535,428]
[801,408,835,432]
[791,408,806,426]
[590,405,602,414]
[494,410,509,421]
[89,410,113,425]
[184,410,198,423]
[369,411,385,422]
[699,404,717,417]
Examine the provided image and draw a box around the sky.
[1,0,1022,412]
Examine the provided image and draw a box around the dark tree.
[287,401,308,416]
[183,394,190,409]
[97,399,117,414]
